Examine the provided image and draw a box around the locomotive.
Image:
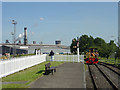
[85,48,99,64]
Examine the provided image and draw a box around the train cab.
[85,48,99,64]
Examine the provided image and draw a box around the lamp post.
[11,32,14,44]
[11,32,14,55]
[114,52,117,64]
[12,20,17,57]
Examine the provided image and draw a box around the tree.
[99,40,117,59]
[115,45,120,59]
[79,35,90,52]
[89,35,94,46]
[70,35,117,59]
[109,40,117,54]
[94,37,106,47]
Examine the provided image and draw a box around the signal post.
[77,37,80,62]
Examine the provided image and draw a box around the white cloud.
[40,17,44,21]
[31,32,34,35]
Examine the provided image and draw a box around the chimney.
[24,27,28,45]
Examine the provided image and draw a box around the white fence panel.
[47,55,84,62]
[80,55,84,62]
[0,54,46,78]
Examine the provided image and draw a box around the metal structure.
[11,32,14,44]
[118,27,120,48]
[12,20,17,56]
[118,1,120,48]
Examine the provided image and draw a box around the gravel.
[98,64,119,89]
[89,65,112,88]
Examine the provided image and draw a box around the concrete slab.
[30,62,86,88]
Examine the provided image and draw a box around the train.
[84,48,99,64]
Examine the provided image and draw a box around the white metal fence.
[46,55,84,62]
[0,54,46,78]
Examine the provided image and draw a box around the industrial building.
[0,45,28,55]
[1,27,70,55]
[0,43,70,55]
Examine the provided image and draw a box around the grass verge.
[84,63,88,71]
[98,57,120,65]
[2,61,64,88]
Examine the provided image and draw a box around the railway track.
[98,62,120,76]
[99,62,120,70]
[88,64,119,89]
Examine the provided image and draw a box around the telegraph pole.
[12,20,17,57]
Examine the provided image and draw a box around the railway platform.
[29,62,86,88]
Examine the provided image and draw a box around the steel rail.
[88,64,97,90]
[95,64,118,90]
[98,63,120,76]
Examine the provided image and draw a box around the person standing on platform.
[49,50,54,61]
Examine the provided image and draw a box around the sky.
[2,2,118,46]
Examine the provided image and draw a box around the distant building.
[39,41,43,45]
[33,41,36,44]
[55,40,61,45]
[0,45,28,55]
[26,45,70,54]
[0,43,70,55]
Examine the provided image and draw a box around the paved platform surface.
[30,62,86,88]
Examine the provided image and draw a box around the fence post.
[36,50,37,55]
[39,50,40,55]
[73,55,74,62]
[77,48,79,62]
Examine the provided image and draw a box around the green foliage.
[70,34,117,59]
[11,54,35,58]
[79,35,90,52]
[116,46,120,59]
[2,84,24,88]
[99,57,120,65]
[94,37,105,46]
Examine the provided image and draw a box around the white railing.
[0,54,84,78]
[0,54,46,78]
[46,55,84,62]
